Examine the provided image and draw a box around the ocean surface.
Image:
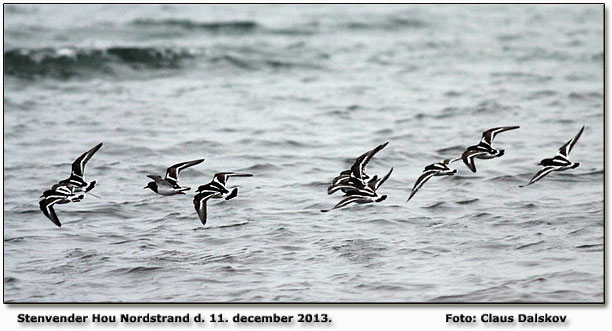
[3,4,603,302]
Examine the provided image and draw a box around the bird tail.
[225,188,239,200]
[85,180,96,192]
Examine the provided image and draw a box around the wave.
[456,198,479,205]
[4,46,197,79]
[436,145,465,154]
[5,44,324,79]
[490,71,553,83]
[568,91,603,100]
[130,17,425,35]
[130,18,316,36]
[211,53,322,71]
[575,244,603,252]
[575,169,604,176]
[487,174,521,183]
[110,266,163,275]
[131,19,258,32]
[342,16,427,30]
[423,201,447,209]
[238,163,282,172]
[516,240,545,250]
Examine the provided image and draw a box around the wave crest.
[131,19,258,32]
[5,46,197,79]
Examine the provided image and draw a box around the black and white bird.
[327,142,390,196]
[39,184,83,227]
[39,143,102,227]
[193,172,253,225]
[327,170,391,197]
[461,126,520,173]
[195,172,253,200]
[322,167,392,212]
[58,142,103,192]
[520,126,585,187]
[407,158,460,203]
[144,159,204,195]
[327,172,375,196]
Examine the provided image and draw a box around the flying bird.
[327,142,390,195]
[193,172,253,225]
[322,168,392,212]
[327,170,389,197]
[39,142,102,227]
[144,159,204,195]
[195,172,253,200]
[521,126,585,187]
[461,126,519,173]
[407,158,459,203]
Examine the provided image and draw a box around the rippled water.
[3,4,603,302]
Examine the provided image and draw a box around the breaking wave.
[4,47,198,79]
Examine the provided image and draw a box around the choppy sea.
[3,4,603,302]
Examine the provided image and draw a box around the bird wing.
[328,174,350,193]
[375,167,393,191]
[321,195,369,212]
[331,172,351,186]
[327,183,354,195]
[193,191,217,226]
[70,143,102,178]
[350,142,389,180]
[556,126,585,159]
[407,170,438,202]
[520,166,557,187]
[327,184,344,195]
[39,196,66,227]
[480,126,520,146]
[338,184,377,197]
[197,182,227,194]
[424,162,446,171]
[213,172,253,186]
[52,184,74,196]
[461,149,487,173]
[165,159,204,184]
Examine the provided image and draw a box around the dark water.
[3,4,603,302]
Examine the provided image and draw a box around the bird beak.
[143,186,147,189]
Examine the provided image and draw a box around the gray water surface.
[3,4,603,302]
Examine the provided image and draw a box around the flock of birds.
[38,125,585,227]
[40,151,253,227]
